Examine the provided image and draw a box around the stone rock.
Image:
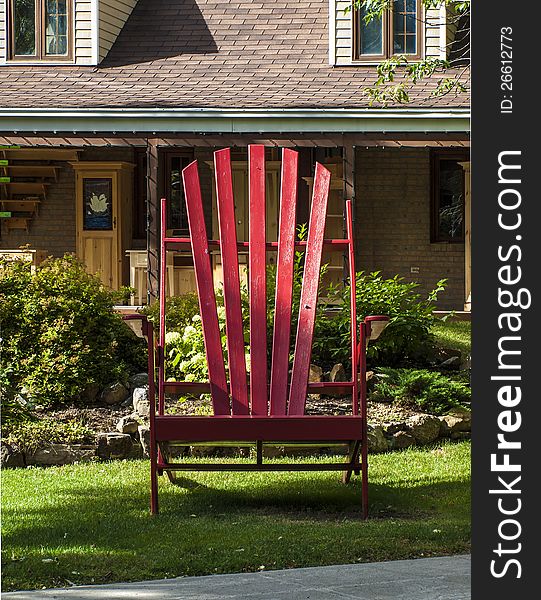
[367,425,388,453]
[101,382,129,405]
[366,370,374,382]
[97,433,133,460]
[427,346,461,366]
[116,414,140,435]
[407,415,441,445]
[190,445,217,457]
[329,364,347,383]
[440,356,461,370]
[128,441,143,459]
[26,444,96,466]
[309,364,323,382]
[440,410,472,434]
[129,372,149,389]
[80,382,100,404]
[384,422,409,436]
[451,431,471,440]
[325,364,349,397]
[308,365,323,400]
[391,431,416,449]
[0,443,25,468]
[263,445,286,458]
[138,425,151,458]
[132,386,150,418]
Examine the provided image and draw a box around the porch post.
[460,161,471,311]
[146,139,160,302]
[343,134,356,280]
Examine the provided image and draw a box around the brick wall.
[354,147,465,310]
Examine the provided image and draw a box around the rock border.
[1,370,471,468]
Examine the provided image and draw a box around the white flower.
[165,331,181,344]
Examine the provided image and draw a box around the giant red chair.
[148,146,388,517]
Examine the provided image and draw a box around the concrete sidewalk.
[3,555,471,600]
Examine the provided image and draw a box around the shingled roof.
[0,0,469,110]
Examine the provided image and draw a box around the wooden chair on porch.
[148,145,388,517]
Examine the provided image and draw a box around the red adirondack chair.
[148,146,388,517]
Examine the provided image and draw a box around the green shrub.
[141,293,201,333]
[370,367,470,415]
[165,316,214,382]
[314,272,447,368]
[0,255,146,410]
[3,418,95,453]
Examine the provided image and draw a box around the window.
[354,0,422,61]
[161,152,194,234]
[9,0,72,60]
[431,151,469,243]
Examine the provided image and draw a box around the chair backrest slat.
[214,148,250,415]
[182,163,230,415]
[248,145,268,415]
[287,163,331,415]
[269,148,298,416]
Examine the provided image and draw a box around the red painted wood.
[359,321,369,519]
[269,148,298,416]
[288,163,331,415]
[162,380,354,395]
[163,238,350,251]
[345,200,359,415]
[154,415,364,442]
[214,148,249,415]
[159,199,168,417]
[248,145,268,415]
[182,162,230,415]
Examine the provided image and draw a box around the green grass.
[1,442,470,592]
[432,319,471,357]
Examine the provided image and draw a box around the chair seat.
[154,415,364,443]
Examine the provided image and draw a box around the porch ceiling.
[0,132,469,149]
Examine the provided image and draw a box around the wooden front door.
[72,162,134,290]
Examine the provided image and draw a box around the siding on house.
[98,0,138,62]
[0,0,6,60]
[332,1,446,65]
[355,147,465,310]
[75,1,93,64]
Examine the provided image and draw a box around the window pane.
[359,9,383,55]
[393,0,417,55]
[438,161,464,240]
[45,0,69,56]
[169,157,190,232]
[13,0,36,56]
[406,35,416,54]
[406,13,417,33]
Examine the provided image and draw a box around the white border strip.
[329,0,337,66]
[0,107,470,134]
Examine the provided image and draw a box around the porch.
[0,133,470,311]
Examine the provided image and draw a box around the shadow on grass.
[3,471,470,546]
[2,461,470,591]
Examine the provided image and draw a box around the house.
[0,0,470,310]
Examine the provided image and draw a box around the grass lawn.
[1,441,470,592]
[432,319,471,357]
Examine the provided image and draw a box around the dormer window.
[354,0,422,61]
[9,0,72,61]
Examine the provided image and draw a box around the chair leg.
[342,440,360,485]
